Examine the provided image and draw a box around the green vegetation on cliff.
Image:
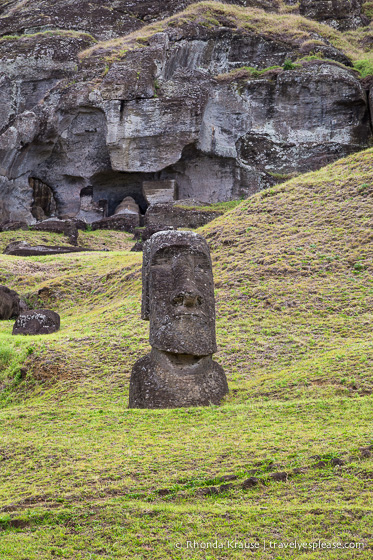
[0,148,372,558]
[80,1,373,79]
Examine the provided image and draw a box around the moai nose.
[183,291,203,307]
[172,291,203,307]
[172,254,203,307]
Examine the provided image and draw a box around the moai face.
[142,231,217,355]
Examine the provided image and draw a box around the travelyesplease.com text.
[174,539,364,551]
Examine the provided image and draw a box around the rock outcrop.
[0,1,279,41]
[92,214,140,232]
[142,181,176,205]
[299,0,370,31]
[30,219,82,245]
[0,2,372,224]
[0,221,28,232]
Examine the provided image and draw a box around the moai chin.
[129,230,229,408]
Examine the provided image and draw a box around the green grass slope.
[202,148,373,401]
[0,148,372,559]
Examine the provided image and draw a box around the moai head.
[142,231,217,355]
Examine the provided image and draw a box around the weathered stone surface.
[129,230,228,408]
[145,203,222,230]
[92,213,140,232]
[142,231,217,354]
[4,241,91,256]
[130,241,144,252]
[134,225,177,243]
[132,225,179,250]
[71,55,373,206]
[142,180,176,205]
[0,1,279,42]
[129,349,228,408]
[0,1,145,41]
[12,309,60,335]
[0,31,97,224]
[235,63,371,178]
[0,286,22,320]
[114,196,140,216]
[0,221,28,232]
[34,107,112,221]
[78,186,107,223]
[299,0,370,30]
[30,178,57,221]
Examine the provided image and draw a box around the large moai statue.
[129,230,228,408]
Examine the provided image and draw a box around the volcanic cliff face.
[299,0,370,31]
[0,1,372,223]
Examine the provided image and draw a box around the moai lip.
[129,230,228,409]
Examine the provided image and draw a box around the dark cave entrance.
[30,177,57,221]
[87,146,239,220]
[90,170,152,217]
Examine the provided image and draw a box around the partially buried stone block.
[129,230,228,408]
[12,309,60,335]
[142,180,176,205]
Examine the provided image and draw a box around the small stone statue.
[129,230,228,408]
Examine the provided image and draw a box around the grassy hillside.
[0,148,372,559]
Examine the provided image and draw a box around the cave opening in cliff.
[30,178,57,221]
[90,170,152,216]
[155,144,246,202]
[79,186,108,221]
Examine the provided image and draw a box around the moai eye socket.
[151,253,171,267]
[172,294,184,306]
[193,253,210,272]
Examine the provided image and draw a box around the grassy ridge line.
[0,29,97,43]
[80,1,372,73]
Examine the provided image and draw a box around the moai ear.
[141,239,151,320]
